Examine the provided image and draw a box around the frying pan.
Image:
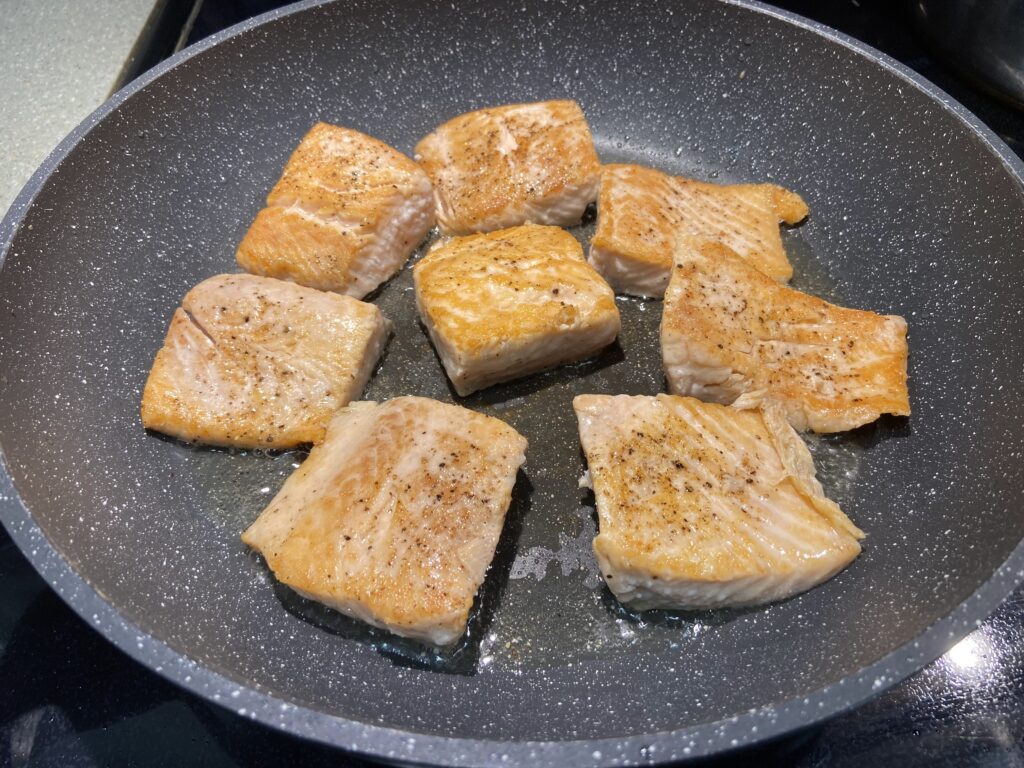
[1,0,1023,764]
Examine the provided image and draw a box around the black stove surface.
[3,1,1023,766]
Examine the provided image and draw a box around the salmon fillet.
[661,239,910,433]
[141,274,390,449]
[236,122,435,299]
[414,224,620,396]
[588,164,808,297]
[241,397,528,646]
[573,393,863,610]
[414,100,601,234]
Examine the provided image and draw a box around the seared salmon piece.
[588,164,807,297]
[242,397,528,646]
[141,274,389,449]
[414,224,620,396]
[573,393,863,610]
[415,100,601,234]
[588,164,682,298]
[661,239,910,433]
[236,123,434,298]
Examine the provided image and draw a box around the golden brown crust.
[590,164,681,269]
[237,123,434,297]
[241,397,527,646]
[415,101,601,234]
[413,224,620,394]
[765,184,810,224]
[589,164,807,295]
[661,239,910,433]
[236,207,357,291]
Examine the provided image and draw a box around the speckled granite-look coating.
[1,0,1024,765]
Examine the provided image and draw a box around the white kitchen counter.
[0,0,160,216]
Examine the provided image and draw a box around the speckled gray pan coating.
[1,0,1023,765]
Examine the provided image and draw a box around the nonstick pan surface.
[2,0,1024,765]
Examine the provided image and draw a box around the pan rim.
[1,0,1023,765]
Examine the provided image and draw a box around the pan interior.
[2,0,1024,745]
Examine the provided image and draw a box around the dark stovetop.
[3,1,1024,766]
